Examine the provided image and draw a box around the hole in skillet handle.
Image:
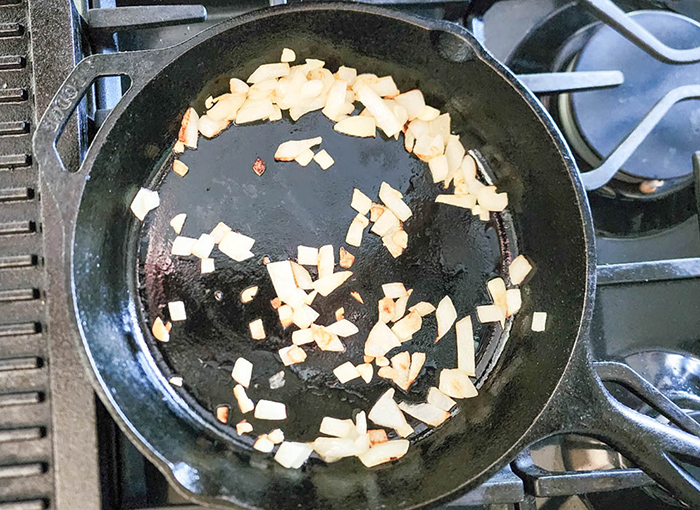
[430,28,478,64]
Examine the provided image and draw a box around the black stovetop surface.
[1,0,697,509]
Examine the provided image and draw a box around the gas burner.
[559,11,700,187]
[505,3,700,237]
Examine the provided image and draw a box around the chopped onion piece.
[297,245,319,266]
[312,271,353,297]
[172,160,189,177]
[365,321,401,358]
[292,328,314,345]
[436,295,457,342]
[322,79,349,121]
[229,78,249,94]
[219,231,256,262]
[216,405,230,424]
[292,303,319,330]
[279,48,296,63]
[376,356,390,367]
[368,429,389,446]
[382,282,408,299]
[368,389,413,438]
[208,93,246,121]
[249,318,266,340]
[266,261,297,302]
[268,428,285,444]
[326,319,359,338]
[506,288,522,316]
[456,316,475,376]
[369,203,386,222]
[334,361,361,383]
[346,214,369,247]
[152,317,169,342]
[290,262,314,290]
[351,188,372,215]
[379,182,412,222]
[407,352,426,389]
[382,233,406,259]
[413,134,445,162]
[372,75,400,97]
[269,371,285,389]
[210,222,232,244]
[269,105,282,122]
[379,294,395,320]
[236,98,275,124]
[200,258,215,274]
[409,301,435,316]
[317,244,335,279]
[370,208,399,237]
[392,290,412,322]
[444,138,466,186]
[356,363,373,383]
[439,369,478,399]
[178,107,199,149]
[168,301,186,321]
[255,400,287,420]
[130,188,160,221]
[510,255,533,285]
[277,305,294,328]
[428,155,448,183]
[435,194,476,209]
[247,62,290,84]
[476,304,505,325]
[191,233,216,259]
[355,411,368,436]
[169,375,183,386]
[339,247,355,269]
[487,277,508,314]
[418,105,440,121]
[335,66,357,85]
[240,285,259,303]
[170,213,187,235]
[350,291,364,304]
[198,115,229,138]
[312,326,345,352]
[275,441,313,469]
[398,402,449,427]
[320,417,356,438]
[171,236,197,256]
[391,310,422,342]
[334,116,377,138]
[358,439,409,468]
[355,85,402,137]
[427,387,457,411]
[275,137,323,161]
[532,312,547,332]
[477,186,508,212]
[295,148,314,167]
[404,129,416,153]
[390,351,411,390]
[313,437,359,462]
[173,141,185,153]
[253,435,275,453]
[313,149,334,170]
[394,89,425,120]
[233,384,254,413]
[236,420,253,435]
[378,366,398,380]
[232,357,253,388]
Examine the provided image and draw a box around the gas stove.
[0,0,698,509]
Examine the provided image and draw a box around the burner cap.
[567,11,700,181]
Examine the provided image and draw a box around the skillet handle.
[535,357,700,506]
[33,50,168,177]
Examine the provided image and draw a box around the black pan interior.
[70,6,591,509]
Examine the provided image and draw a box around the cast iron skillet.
[34,4,700,509]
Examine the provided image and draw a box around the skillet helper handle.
[538,358,700,506]
[34,50,166,177]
